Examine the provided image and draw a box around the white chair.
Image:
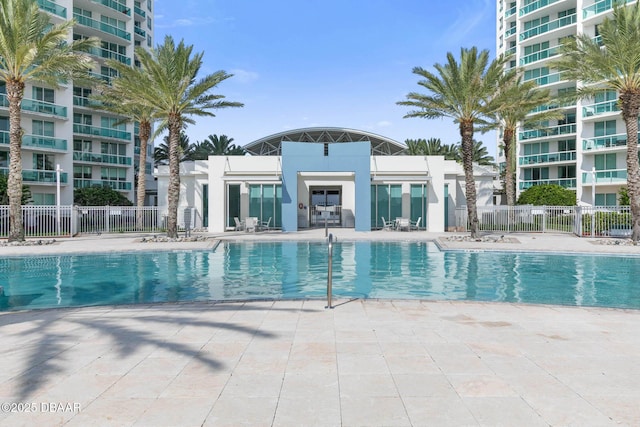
[233,217,245,231]
[381,217,395,231]
[259,217,272,232]
[410,217,422,231]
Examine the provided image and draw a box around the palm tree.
[0,0,97,241]
[191,134,245,159]
[405,137,458,159]
[552,3,640,241]
[134,36,243,238]
[398,47,512,237]
[486,75,562,205]
[154,132,193,165]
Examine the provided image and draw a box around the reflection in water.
[1,243,640,311]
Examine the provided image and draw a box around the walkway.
[1,231,639,426]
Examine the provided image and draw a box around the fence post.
[71,206,77,237]
[105,206,110,234]
[542,206,547,233]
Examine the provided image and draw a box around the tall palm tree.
[154,132,193,165]
[486,75,562,205]
[191,134,245,159]
[134,36,243,238]
[552,3,640,241]
[0,0,97,241]
[405,137,458,159]
[91,59,157,230]
[398,47,512,237]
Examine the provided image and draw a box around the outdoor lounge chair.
[259,217,272,232]
[381,217,395,231]
[234,217,245,231]
[410,217,421,231]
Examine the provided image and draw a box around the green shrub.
[517,184,576,206]
[74,186,133,206]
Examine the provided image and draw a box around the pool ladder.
[326,233,336,309]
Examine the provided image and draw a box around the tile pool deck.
[1,230,639,426]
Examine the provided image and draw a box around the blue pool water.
[1,241,639,311]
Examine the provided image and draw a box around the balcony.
[37,0,66,18]
[520,0,561,16]
[73,95,102,109]
[73,13,131,41]
[582,169,627,184]
[74,179,132,191]
[86,46,131,65]
[583,0,634,19]
[73,151,132,166]
[520,45,560,65]
[73,123,131,141]
[89,71,117,84]
[505,26,517,38]
[519,150,577,165]
[134,26,146,39]
[519,178,576,190]
[582,99,619,117]
[519,123,576,140]
[520,13,577,41]
[582,133,634,151]
[0,167,68,184]
[134,5,146,17]
[94,0,131,16]
[0,130,67,151]
[0,94,67,118]
[505,4,517,17]
[524,70,566,86]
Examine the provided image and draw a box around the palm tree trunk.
[136,121,151,230]
[166,115,181,238]
[6,79,25,242]
[620,93,640,242]
[460,121,479,238]
[503,128,516,206]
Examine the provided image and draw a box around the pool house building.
[155,128,497,232]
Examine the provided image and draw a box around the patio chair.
[381,217,395,231]
[259,217,272,232]
[410,217,422,231]
[234,217,245,231]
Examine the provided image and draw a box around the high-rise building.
[0,0,155,206]
[496,0,631,207]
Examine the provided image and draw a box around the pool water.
[1,241,639,311]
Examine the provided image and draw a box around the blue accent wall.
[281,142,371,232]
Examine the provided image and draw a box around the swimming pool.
[1,241,639,311]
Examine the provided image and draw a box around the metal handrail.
[326,233,335,309]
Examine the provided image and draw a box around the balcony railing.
[0,130,67,151]
[0,167,68,184]
[582,168,627,184]
[519,150,577,165]
[582,99,619,117]
[583,0,634,19]
[94,0,130,16]
[520,45,560,65]
[505,5,517,17]
[520,13,577,41]
[37,0,66,18]
[520,0,561,16]
[73,13,131,41]
[88,71,116,84]
[73,151,132,165]
[134,26,146,38]
[134,5,146,17]
[582,132,635,151]
[73,123,131,141]
[0,94,67,118]
[519,178,576,189]
[73,95,102,109]
[74,179,132,191]
[519,123,576,140]
[86,46,131,65]
[505,26,517,38]
[525,70,565,86]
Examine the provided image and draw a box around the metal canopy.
[243,127,406,156]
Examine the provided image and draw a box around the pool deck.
[1,230,639,426]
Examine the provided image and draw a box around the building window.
[73,165,92,179]
[248,184,282,228]
[101,142,126,156]
[594,153,616,170]
[32,87,55,103]
[74,113,92,125]
[370,184,402,229]
[74,139,92,152]
[595,193,617,207]
[32,120,55,137]
[33,153,55,171]
[0,151,8,167]
[32,193,56,205]
[101,167,126,181]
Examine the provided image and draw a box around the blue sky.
[153,0,497,154]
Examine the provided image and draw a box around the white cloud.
[230,69,259,84]
[377,120,392,127]
[155,16,218,29]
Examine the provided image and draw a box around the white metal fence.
[0,205,174,238]
[456,205,633,237]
